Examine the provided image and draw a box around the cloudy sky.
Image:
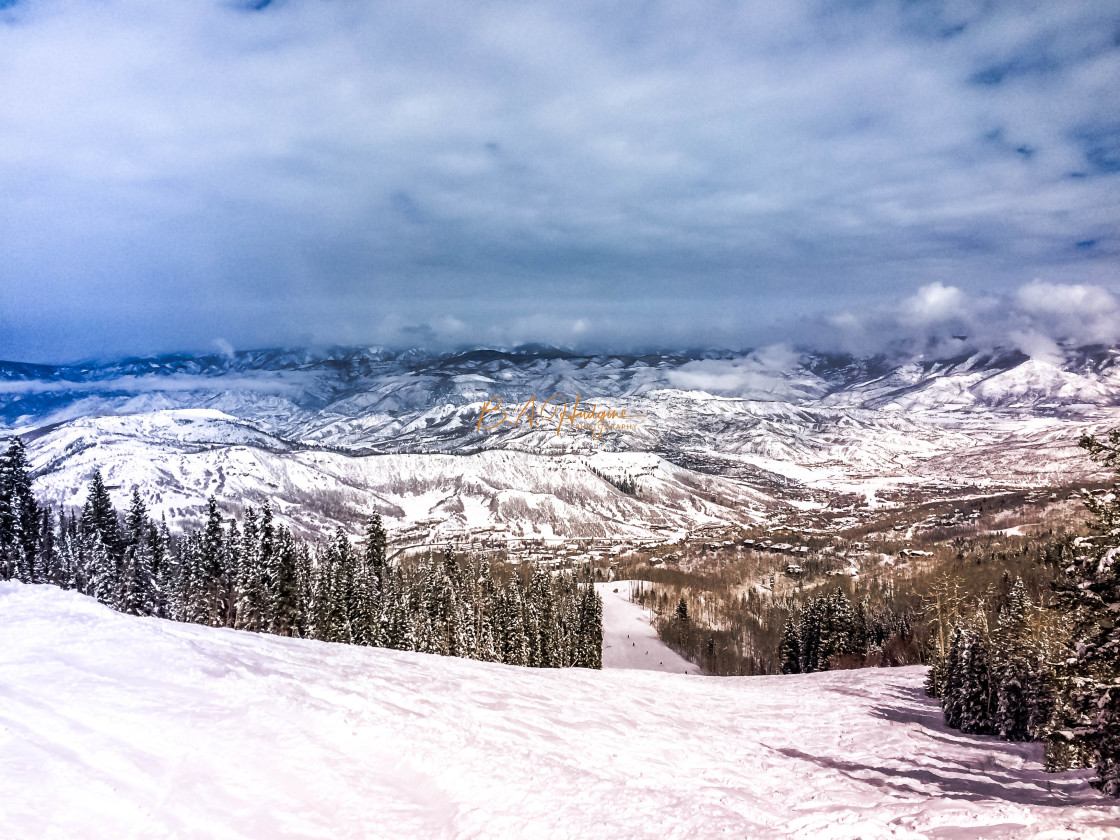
[0,0,1117,362]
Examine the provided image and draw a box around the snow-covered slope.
[597,581,699,674]
[4,344,1120,538]
[2,582,1117,839]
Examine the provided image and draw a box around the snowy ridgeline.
[3,582,1118,839]
[12,343,1120,542]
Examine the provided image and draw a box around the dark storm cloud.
[0,0,1117,361]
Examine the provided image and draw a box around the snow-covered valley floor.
[2,582,1118,839]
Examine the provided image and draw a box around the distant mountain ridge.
[3,343,1118,541]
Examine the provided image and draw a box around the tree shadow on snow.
[773,680,1104,807]
[773,745,1096,806]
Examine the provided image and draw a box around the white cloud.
[1015,280,1120,346]
[900,283,969,324]
[810,280,1120,359]
[1008,330,1064,365]
[212,338,236,360]
[1016,280,1118,317]
[666,344,803,394]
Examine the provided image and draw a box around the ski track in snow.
[597,581,699,675]
[2,582,1118,840]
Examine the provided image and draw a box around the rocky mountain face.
[3,344,1118,541]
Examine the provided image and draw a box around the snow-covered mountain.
[2,344,1118,539]
[3,581,1117,839]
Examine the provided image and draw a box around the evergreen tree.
[235,506,266,632]
[363,512,388,596]
[956,618,996,735]
[115,489,153,615]
[779,613,802,674]
[269,527,304,637]
[993,579,1034,741]
[383,564,415,651]
[221,521,242,627]
[941,623,971,731]
[1046,431,1120,794]
[148,518,170,618]
[85,530,117,606]
[38,507,61,586]
[675,596,689,623]
[196,497,227,626]
[530,568,556,667]
[81,470,120,554]
[576,577,603,669]
[502,576,530,666]
[817,590,854,669]
[473,558,500,662]
[0,437,41,582]
[256,503,276,630]
[799,596,822,673]
[60,511,83,593]
[310,528,355,643]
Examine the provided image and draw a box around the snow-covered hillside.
[2,583,1117,839]
[3,344,1120,538]
[24,411,770,540]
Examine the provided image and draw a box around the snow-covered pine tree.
[1046,431,1120,795]
[310,528,355,644]
[941,623,966,729]
[852,596,871,655]
[37,507,62,587]
[5,490,27,583]
[799,595,822,673]
[152,516,178,620]
[0,437,41,582]
[382,564,414,651]
[235,506,264,632]
[116,489,155,616]
[293,539,313,639]
[473,558,499,662]
[220,520,241,627]
[174,534,202,623]
[147,517,169,618]
[530,568,556,667]
[81,470,120,555]
[256,503,277,630]
[956,616,996,735]
[347,537,377,647]
[60,511,84,594]
[503,576,530,666]
[191,497,226,627]
[420,557,451,656]
[576,575,603,669]
[816,590,855,669]
[85,530,117,606]
[993,578,1036,741]
[269,527,304,637]
[779,613,802,674]
[363,512,388,597]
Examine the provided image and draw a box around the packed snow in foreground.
[2,583,1117,839]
